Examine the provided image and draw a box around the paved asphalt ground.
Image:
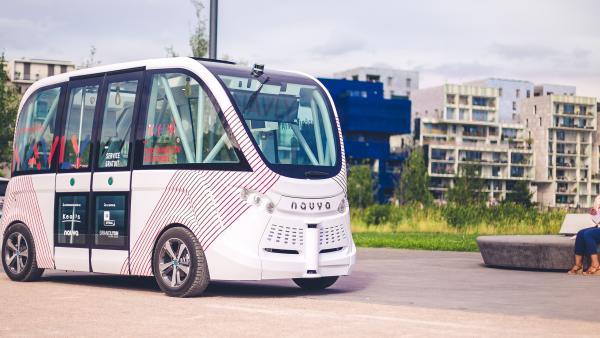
[2,248,600,337]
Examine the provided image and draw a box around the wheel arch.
[3,220,29,237]
[149,223,202,276]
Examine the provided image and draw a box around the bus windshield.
[204,64,340,177]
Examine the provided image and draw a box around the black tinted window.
[0,181,7,196]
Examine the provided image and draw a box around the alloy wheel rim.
[4,232,29,274]
[159,238,191,288]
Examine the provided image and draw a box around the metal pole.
[209,0,218,59]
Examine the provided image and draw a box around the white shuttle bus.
[1,58,355,297]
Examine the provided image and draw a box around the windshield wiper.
[305,170,329,179]
[242,76,270,113]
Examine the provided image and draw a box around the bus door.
[55,76,103,271]
[90,71,143,274]
[54,71,143,273]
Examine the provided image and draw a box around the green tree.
[504,180,533,208]
[0,53,20,175]
[447,164,485,205]
[189,0,209,58]
[397,147,433,205]
[347,164,374,208]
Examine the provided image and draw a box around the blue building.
[318,78,412,202]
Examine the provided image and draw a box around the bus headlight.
[337,198,346,214]
[239,187,275,213]
[253,194,262,206]
[239,188,250,201]
[265,201,275,214]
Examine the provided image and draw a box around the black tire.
[152,227,209,297]
[2,223,44,282]
[293,276,339,290]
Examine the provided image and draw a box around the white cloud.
[1,0,599,96]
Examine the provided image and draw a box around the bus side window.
[97,80,138,169]
[13,87,61,173]
[59,84,99,170]
[142,72,239,166]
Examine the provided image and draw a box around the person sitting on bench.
[569,195,600,275]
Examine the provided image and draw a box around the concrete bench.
[477,235,575,270]
[478,213,595,271]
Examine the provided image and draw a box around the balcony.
[431,157,455,163]
[431,168,455,176]
[511,160,532,166]
[462,131,486,138]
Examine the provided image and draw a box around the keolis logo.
[291,200,331,211]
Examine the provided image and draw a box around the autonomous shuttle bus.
[1,57,355,297]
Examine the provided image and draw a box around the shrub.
[363,204,393,225]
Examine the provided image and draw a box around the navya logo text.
[291,200,331,211]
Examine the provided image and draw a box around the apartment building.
[466,78,534,123]
[333,67,419,99]
[412,84,535,202]
[521,94,599,208]
[6,58,75,93]
[534,84,576,97]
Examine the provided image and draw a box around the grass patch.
[350,203,566,252]
[353,232,479,252]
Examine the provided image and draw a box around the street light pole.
[209,0,218,59]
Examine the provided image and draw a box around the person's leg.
[583,228,600,274]
[574,228,588,256]
[570,229,589,274]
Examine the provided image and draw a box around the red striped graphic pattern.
[0,176,54,269]
[124,106,281,275]
[331,106,347,194]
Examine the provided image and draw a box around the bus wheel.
[2,223,44,282]
[293,276,339,290]
[152,227,210,297]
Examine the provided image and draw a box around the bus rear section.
[1,57,355,297]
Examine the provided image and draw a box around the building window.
[406,78,412,88]
[387,76,393,86]
[472,96,490,107]
[534,105,537,115]
[351,75,358,81]
[47,65,54,76]
[23,62,31,80]
[525,118,528,127]
[366,74,380,82]
[516,89,520,98]
[499,88,503,97]
[472,110,488,122]
[512,101,517,110]
[526,90,531,98]
[446,94,456,104]
[539,117,542,127]
[60,65,67,73]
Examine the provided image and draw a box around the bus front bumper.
[258,213,356,280]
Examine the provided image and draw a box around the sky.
[1,0,599,96]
